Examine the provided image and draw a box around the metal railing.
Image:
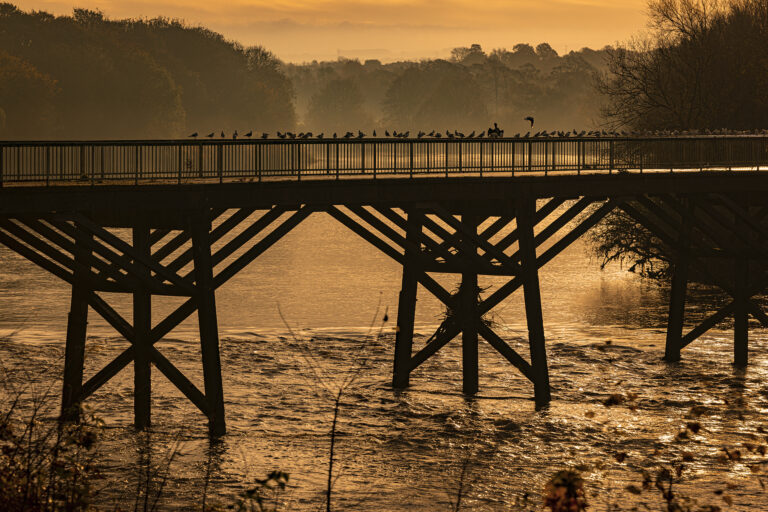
[1,135,767,186]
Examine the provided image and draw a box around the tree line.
[0,4,609,140]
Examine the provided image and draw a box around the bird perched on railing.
[373,130,377,137]
[245,130,253,138]
[317,133,324,139]
[261,132,269,139]
[417,131,425,138]
[206,132,215,138]
[277,132,286,139]
[232,130,238,139]
[385,130,390,137]
[357,130,365,138]
[478,130,485,138]
[220,130,226,138]
[467,131,475,138]
[188,132,198,138]
[434,132,442,138]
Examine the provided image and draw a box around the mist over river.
[1,211,767,510]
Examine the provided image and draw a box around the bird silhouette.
[524,116,534,128]
[333,133,337,139]
[428,130,435,137]
[245,130,253,138]
[385,130,390,137]
[478,130,485,138]
[417,131,425,138]
[402,131,409,138]
[220,130,226,138]
[188,132,198,138]
[206,132,215,138]
[317,133,324,139]
[357,130,365,138]
[434,132,442,138]
[261,132,269,139]
[467,130,475,138]
[277,132,286,139]
[232,130,238,139]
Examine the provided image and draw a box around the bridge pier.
[460,212,479,395]
[132,224,152,429]
[734,258,749,367]
[393,210,422,389]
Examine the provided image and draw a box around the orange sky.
[14,0,649,62]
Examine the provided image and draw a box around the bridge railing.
[1,136,767,186]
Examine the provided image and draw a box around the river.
[1,210,766,510]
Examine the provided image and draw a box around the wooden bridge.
[1,135,768,436]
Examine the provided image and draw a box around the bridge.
[1,135,767,436]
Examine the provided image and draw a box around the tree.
[600,0,768,131]
[0,51,58,138]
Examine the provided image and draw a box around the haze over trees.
[285,43,609,134]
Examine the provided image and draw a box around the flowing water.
[1,212,767,510]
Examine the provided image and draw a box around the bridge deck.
[1,135,767,186]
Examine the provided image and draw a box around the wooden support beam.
[208,207,286,269]
[65,213,195,293]
[214,207,311,288]
[460,212,479,395]
[681,302,735,348]
[149,228,171,246]
[150,347,209,416]
[429,204,520,272]
[0,228,74,284]
[133,225,152,429]
[393,210,422,388]
[191,213,226,436]
[493,197,566,254]
[477,322,533,381]
[516,196,551,407]
[734,259,749,367]
[61,228,91,422]
[375,207,463,267]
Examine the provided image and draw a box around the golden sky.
[14,0,649,62]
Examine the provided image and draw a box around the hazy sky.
[14,0,649,62]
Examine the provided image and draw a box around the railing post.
[135,146,140,185]
[445,142,449,178]
[217,143,223,183]
[45,146,50,185]
[373,143,377,179]
[409,142,413,178]
[458,141,463,173]
[178,144,182,185]
[510,141,514,176]
[361,142,366,175]
[335,142,339,180]
[0,145,4,187]
[528,141,532,172]
[609,139,615,173]
[479,141,483,177]
[544,141,549,176]
[256,142,262,181]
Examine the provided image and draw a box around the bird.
[333,133,337,139]
[467,130,475,138]
[524,116,534,128]
[277,132,286,139]
[220,130,226,138]
[402,131,409,138]
[385,130,390,137]
[344,132,353,139]
[287,132,296,139]
[188,132,198,138]
[245,130,253,138]
[478,130,485,138]
[317,133,324,139]
[232,130,238,139]
[261,132,269,139]
[358,130,365,138]
[434,132,442,138]
[206,132,215,138]
[428,130,435,137]
[417,131,425,138]
[373,130,377,137]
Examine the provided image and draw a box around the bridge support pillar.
[191,215,226,437]
[517,198,551,407]
[460,212,479,395]
[393,210,422,389]
[61,228,92,423]
[734,258,749,367]
[665,203,692,363]
[132,225,152,430]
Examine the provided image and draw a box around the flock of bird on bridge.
[186,115,768,141]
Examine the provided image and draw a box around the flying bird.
[524,116,534,128]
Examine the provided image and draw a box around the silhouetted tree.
[0,51,58,138]
[306,78,372,132]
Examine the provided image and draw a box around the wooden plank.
[149,228,171,246]
[208,207,286,268]
[493,197,567,254]
[328,207,404,264]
